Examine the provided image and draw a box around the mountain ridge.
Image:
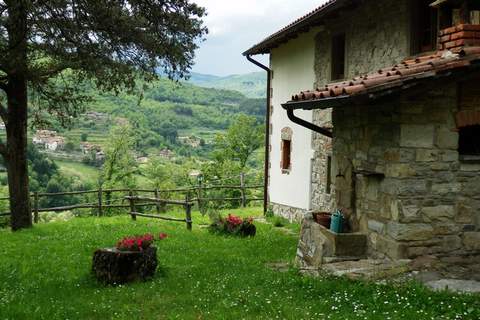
[187,71,267,99]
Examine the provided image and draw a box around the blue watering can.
[330,210,344,233]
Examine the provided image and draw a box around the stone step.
[323,256,366,264]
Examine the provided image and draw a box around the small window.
[281,139,291,171]
[411,0,438,54]
[331,33,345,81]
[459,125,480,161]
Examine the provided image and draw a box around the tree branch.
[0,100,7,124]
[0,140,7,159]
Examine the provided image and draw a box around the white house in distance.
[32,130,66,151]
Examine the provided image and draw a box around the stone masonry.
[271,202,308,223]
[331,81,480,260]
[304,0,480,265]
[310,0,411,212]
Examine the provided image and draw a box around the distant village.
[29,112,206,165]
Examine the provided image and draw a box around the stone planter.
[239,223,257,237]
[92,246,157,285]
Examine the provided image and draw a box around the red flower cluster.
[226,214,243,227]
[116,233,167,252]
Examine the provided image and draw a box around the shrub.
[209,213,256,237]
[271,216,289,228]
[38,211,75,223]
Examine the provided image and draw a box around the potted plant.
[312,212,332,228]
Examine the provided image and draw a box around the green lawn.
[0,208,479,320]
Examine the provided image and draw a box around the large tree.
[0,0,207,230]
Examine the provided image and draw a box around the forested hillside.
[46,77,266,160]
[187,72,267,99]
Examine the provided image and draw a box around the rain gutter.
[246,55,271,215]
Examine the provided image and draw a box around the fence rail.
[0,173,264,227]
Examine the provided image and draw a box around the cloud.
[192,0,327,76]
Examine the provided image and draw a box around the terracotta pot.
[312,212,331,228]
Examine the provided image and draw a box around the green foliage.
[268,215,290,228]
[142,158,177,198]
[27,144,59,191]
[100,125,138,190]
[80,133,88,142]
[213,114,264,169]
[0,0,208,230]
[38,211,75,224]
[1,211,480,319]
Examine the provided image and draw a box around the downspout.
[246,54,271,216]
[282,105,333,138]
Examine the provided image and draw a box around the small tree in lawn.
[213,115,264,171]
[0,1,207,230]
[100,124,138,206]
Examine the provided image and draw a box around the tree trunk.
[4,1,31,231]
[6,75,31,231]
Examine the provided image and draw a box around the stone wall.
[313,0,410,86]
[311,0,412,212]
[271,202,308,223]
[310,110,334,213]
[331,82,480,260]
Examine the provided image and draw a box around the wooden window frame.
[410,0,439,55]
[280,127,293,174]
[281,139,292,173]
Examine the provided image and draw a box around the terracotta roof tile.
[288,47,480,106]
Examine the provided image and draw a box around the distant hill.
[187,72,267,99]
[46,77,266,162]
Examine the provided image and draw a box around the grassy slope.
[0,208,479,320]
[56,160,100,183]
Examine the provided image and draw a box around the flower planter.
[312,212,331,228]
[92,246,157,285]
[209,214,256,237]
[239,222,256,237]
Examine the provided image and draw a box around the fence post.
[129,190,136,220]
[33,192,39,223]
[97,187,103,217]
[240,172,246,208]
[154,188,161,214]
[185,193,192,231]
[196,180,202,212]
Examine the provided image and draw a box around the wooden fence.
[0,175,264,229]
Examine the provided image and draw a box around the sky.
[192,0,326,76]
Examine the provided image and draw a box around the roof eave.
[281,95,352,110]
[243,0,352,56]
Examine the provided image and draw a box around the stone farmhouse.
[245,0,480,268]
[159,148,175,159]
[32,130,66,151]
[178,136,202,148]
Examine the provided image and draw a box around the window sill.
[459,155,480,164]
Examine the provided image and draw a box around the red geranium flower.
[158,233,168,240]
